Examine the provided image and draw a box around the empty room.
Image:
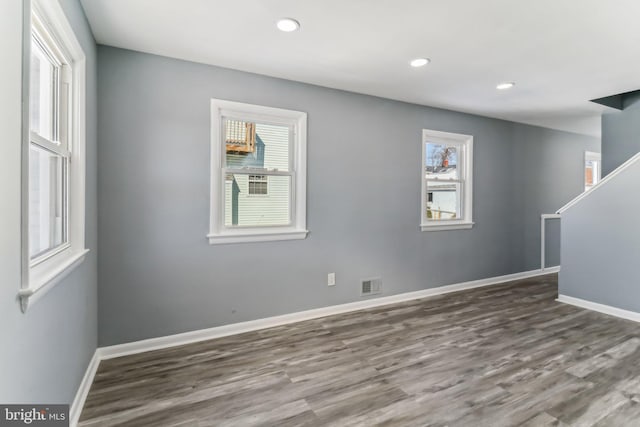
[4,0,640,425]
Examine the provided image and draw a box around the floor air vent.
[361,277,382,296]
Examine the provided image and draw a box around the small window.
[209,99,308,244]
[421,129,473,231]
[584,151,601,192]
[248,175,268,195]
[21,0,88,312]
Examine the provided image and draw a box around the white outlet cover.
[328,273,336,286]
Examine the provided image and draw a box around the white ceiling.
[80,0,640,137]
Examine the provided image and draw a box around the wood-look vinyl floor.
[79,274,640,426]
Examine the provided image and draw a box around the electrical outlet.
[328,272,336,286]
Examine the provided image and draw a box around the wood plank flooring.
[79,274,640,426]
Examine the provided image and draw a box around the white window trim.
[208,99,308,245]
[420,129,474,232]
[19,0,88,313]
[585,151,601,163]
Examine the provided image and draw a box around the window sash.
[30,131,69,157]
[425,142,465,178]
[425,180,463,220]
[220,170,295,229]
[219,118,296,229]
[28,142,70,264]
[30,36,59,142]
[223,168,293,177]
[28,21,72,265]
[424,141,465,222]
[31,10,73,145]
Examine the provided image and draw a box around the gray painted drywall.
[97,46,598,346]
[511,125,600,270]
[0,0,98,405]
[602,92,640,176]
[560,158,640,312]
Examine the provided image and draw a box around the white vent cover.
[361,277,382,296]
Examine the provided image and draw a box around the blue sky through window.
[426,142,458,168]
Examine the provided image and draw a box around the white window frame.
[584,150,601,192]
[19,0,88,312]
[421,129,474,232]
[208,99,308,244]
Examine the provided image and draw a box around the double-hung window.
[20,0,87,312]
[209,99,308,244]
[421,129,474,231]
[29,16,70,262]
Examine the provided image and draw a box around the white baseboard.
[99,266,559,360]
[557,294,640,323]
[70,350,101,427]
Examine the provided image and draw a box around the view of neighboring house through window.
[584,151,601,192]
[224,121,290,226]
[421,129,473,231]
[209,99,308,244]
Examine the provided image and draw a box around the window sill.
[421,222,474,232]
[19,248,89,312]
[208,229,309,245]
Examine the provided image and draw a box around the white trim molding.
[207,229,308,245]
[99,267,558,360]
[558,151,640,214]
[70,350,101,427]
[421,222,474,232]
[421,129,474,231]
[19,249,89,312]
[21,0,87,312]
[557,294,640,323]
[208,99,308,245]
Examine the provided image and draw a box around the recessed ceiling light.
[497,82,515,90]
[276,18,300,32]
[410,58,430,68]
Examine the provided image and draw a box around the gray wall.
[560,158,640,311]
[97,46,598,346]
[602,92,640,176]
[511,126,600,270]
[0,0,98,405]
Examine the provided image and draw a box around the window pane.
[30,37,57,140]
[585,160,599,191]
[426,181,461,220]
[224,174,290,227]
[425,142,458,180]
[585,162,594,186]
[248,175,268,195]
[225,120,290,172]
[29,144,66,258]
